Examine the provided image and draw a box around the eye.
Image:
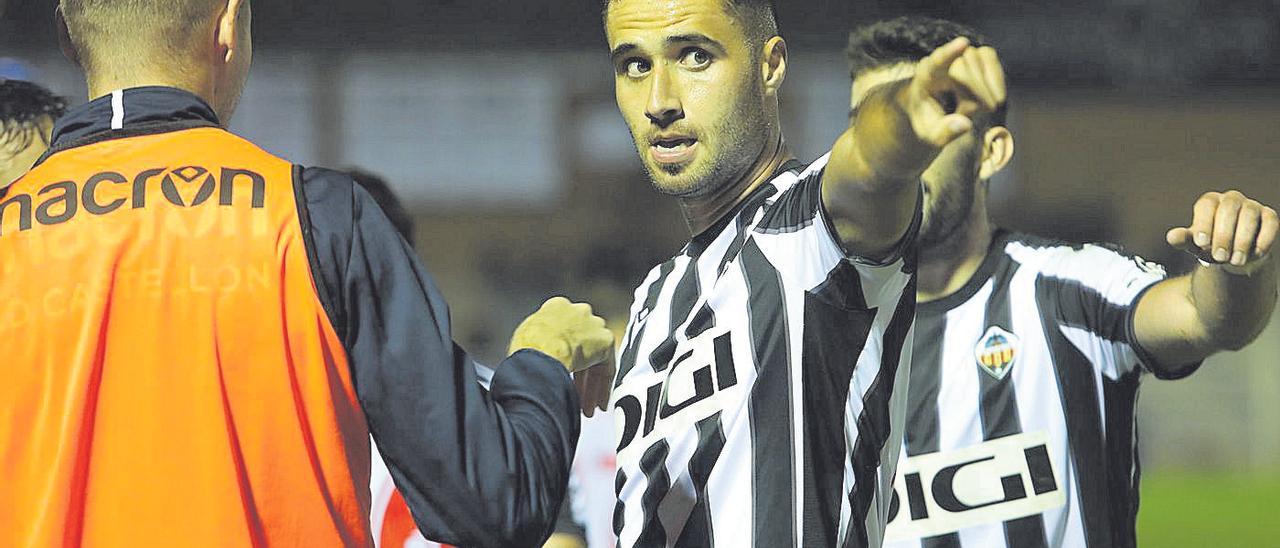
[623,59,651,78]
[680,48,712,69]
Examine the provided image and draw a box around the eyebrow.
[610,33,727,62]
[666,33,724,52]
[611,43,638,62]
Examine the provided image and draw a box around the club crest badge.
[975,326,1019,380]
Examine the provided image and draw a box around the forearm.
[836,79,936,194]
[823,80,927,257]
[1189,258,1278,350]
[366,349,579,547]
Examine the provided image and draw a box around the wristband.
[1198,256,1270,276]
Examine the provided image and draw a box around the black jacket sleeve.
[295,167,581,547]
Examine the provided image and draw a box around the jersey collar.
[918,228,1014,316]
[35,86,221,169]
[686,158,805,257]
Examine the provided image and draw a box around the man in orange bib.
[0,1,614,546]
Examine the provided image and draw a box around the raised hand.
[903,37,1007,148]
[1167,190,1277,273]
[509,297,616,416]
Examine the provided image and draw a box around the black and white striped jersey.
[885,230,1199,548]
[610,154,919,548]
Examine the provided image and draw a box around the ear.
[55,6,81,68]
[978,125,1014,181]
[762,36,787,97]
[215,0,246,65]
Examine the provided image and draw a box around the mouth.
[649,136,699,166]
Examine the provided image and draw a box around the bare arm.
[822,38,1006,258]
[1135,190,1279,374]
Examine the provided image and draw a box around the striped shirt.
[611,154,919,548]
[885,230,1198,548]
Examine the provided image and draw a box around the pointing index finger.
[922,37,972,80]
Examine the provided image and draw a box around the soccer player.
[846,16,1279,548]
[1,1,614,546]
[0,79,66,188]
[602,1,1005,546]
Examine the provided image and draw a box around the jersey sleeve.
[755,153,920,308]
[297,167,580,547]
[1046,243,1200,380]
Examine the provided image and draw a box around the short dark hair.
[847,16,1007,128]
[60,0,224,74]
[348,169,417,247]
[0,79,68,153]
[603,0,779,49]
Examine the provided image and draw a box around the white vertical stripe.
[939,283,1010,548]
[110,90,125,130]
[1006,259,1077,547]
[863,319,915,548]
[937,283,992,453]
[705,271,758,548]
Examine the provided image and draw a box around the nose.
[644,68,683,128]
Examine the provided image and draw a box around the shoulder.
[209,129,298,168]
[297,166,358,200]
[755,154,830,235]
[1000,231,1166,296]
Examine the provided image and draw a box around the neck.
[681,132,793,236]
[85,65,217,116]
[917,207,996,304]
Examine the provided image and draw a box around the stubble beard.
[919,148,983,255]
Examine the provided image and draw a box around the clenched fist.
[1167,190,1278,273]
[510,297,616,416]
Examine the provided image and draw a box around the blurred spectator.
[0,79,66,187]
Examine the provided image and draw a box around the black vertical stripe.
[1043,276,1134,343]
[716,185,779,276]
[801,261,879,547]
[843,278,916,548]
[675,412,728,547]
[739,240,796,548]
[906,311,946,457]
[908,309,963,548]
[648,259,701,373]
[1103,372,1142,548]
[636,440,673,547]
[1035,275,1112,548]
[613,469,628,542]
[685,303,716,339]
[979,264,1050,548]
[615,260,677,386]
[1025,445,1058,495]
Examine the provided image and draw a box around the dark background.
[6,0,1280,87]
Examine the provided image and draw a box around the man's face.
[0,117,53,188]
[606,0,772,198]
[852,64,983,250]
